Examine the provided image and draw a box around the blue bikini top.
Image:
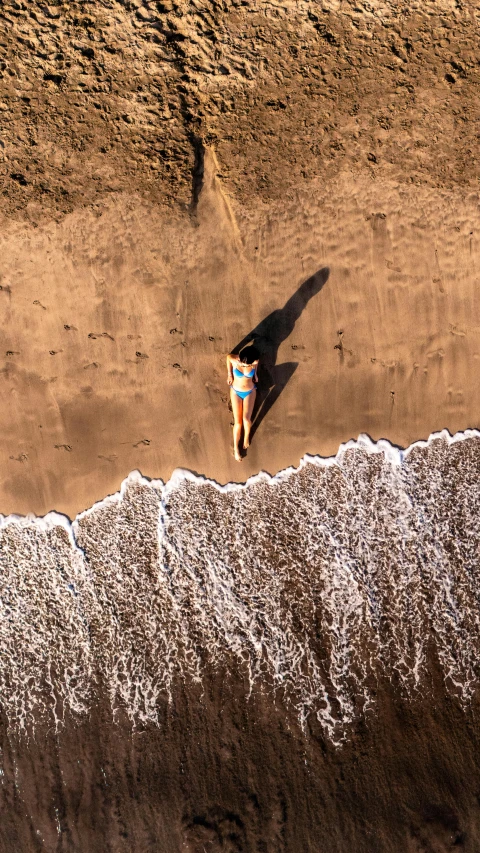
[234,365,255,378]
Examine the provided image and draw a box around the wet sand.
[2,0,480,517]
[2,435,480,851]
[3,679,480,853]
[1,151,479,516]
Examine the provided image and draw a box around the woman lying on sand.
[226,346,260,461]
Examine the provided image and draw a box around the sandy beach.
[1,0,480,516]
[3,3,480,852]
[1,150,479,516]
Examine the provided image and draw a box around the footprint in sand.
[206,384,228,404]
[136,351,149,359]
[334,330,353,356]
[64,324,77,331]
[54,444,72,452]
[133,438,151,448]
[386,260,402,273]
[88,332,115,340]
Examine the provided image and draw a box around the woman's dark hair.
[239,345,259,364]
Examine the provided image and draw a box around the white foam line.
[162,428,480,497]
[0,430,478,528]
[72,469,164,528]
[0,509,79,553]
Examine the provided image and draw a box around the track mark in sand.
[334,329,344,353]
[206,383,228,403]
[98,454,118,463]
[433,277,445,293]
[63,324,77,331]
[5,350,20,357]
[450,324,466,337]
[386,259,402,273]
[0,284,12,294]
[170,328,183,335]
[366,211,386,222]
[133,438,151,448]
[88,332,115,341]
[371,357,399,368]
[54,444,72,452]
[84,362,99,369]
[9,453,28,462]
[182,808,245,852]
[334,330,353,357]
[135,351,149,359]
[33,299,47,310]
[49,350,63,355]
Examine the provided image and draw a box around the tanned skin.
[226,353,259,461]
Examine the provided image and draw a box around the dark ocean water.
[1,430,480,852]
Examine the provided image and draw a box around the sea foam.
[0,430,479,743]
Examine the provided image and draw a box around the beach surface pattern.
[1,433,480,850]
[1,0,480,515]
[2,1,480,850]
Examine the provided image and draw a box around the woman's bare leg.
[242,389,256,449]
[230,388,244,461]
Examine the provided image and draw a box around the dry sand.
[1,0,480,517]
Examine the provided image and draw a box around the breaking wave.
[0,430,479,744]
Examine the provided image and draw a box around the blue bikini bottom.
[233,386,256,400]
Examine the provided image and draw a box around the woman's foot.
[234,447,242,461]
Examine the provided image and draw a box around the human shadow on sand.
[231,267,330,443]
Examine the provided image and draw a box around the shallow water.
[0,430,479,745]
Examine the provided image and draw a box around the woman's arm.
[226,353,234,385]
[253,360,259,384]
